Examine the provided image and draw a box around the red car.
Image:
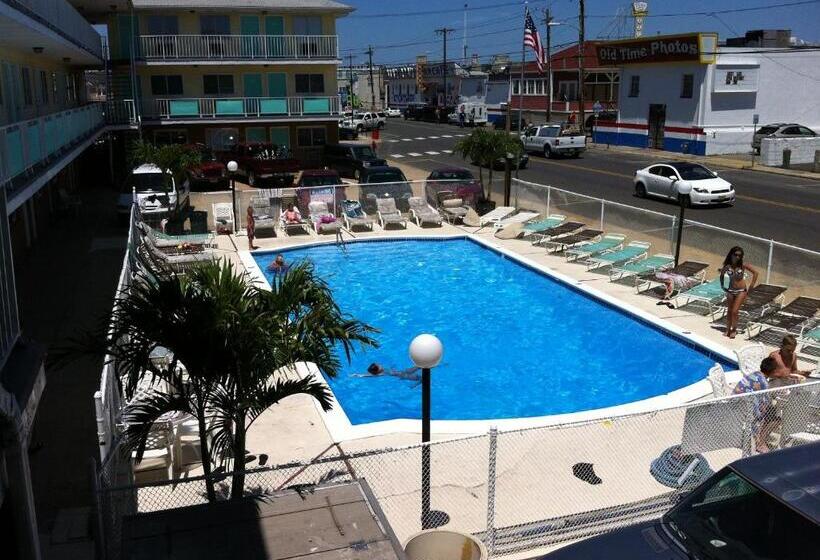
[218,142,300,188]
[424,167,484,208]
[186,143,227,191]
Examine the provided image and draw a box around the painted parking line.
[408,152,423,157]
[425,151,440,155]
[390,154,405,158]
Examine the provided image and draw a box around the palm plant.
[453,127,491,197]
[484,131,525,202]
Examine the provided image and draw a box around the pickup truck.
[219,142,300,188]
[521,125,586,158]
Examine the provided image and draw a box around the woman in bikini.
[719,246,758,339]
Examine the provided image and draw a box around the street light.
[673,181,692,267]
[409,334,448,529]
[227,160,238,233]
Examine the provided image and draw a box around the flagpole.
[518,3,527,131]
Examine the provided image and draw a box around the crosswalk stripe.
[425,151,440,155]
[414,137,426,140]
[401,138,413,141]
[441,134,453,138]
[387,139,399,143]
[408,152,422,157]
[442,149,453,154]
[428,136,440,139]
[390,154,405,158]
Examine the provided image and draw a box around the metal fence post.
[485,427,498,555]
[766,240,774,284]
[546,186,551,216]
[600,201,605,231]
[89,458,107,560]
[670,214,677,255]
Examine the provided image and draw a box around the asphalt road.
[377,119,820,250]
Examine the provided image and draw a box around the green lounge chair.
[586,241,651,271]
[565,233,625,262]
[609,254,674,283]
[522,214,565,235]
[673,279,726,316]
[637,261,709,296]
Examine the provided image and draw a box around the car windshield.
[757,125,780,135]
[367,171,405,183]
[436,170,474,181]
[352,146,377,159]
[676,164,716,181]
[665,469,818,560]
[300,175,340,187]
[128,172,169,193]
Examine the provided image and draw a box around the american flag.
[523,9,545,73]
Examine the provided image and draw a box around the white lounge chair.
[308,201,342,234]
[707,363,730,399]
[342,200,375,231]
[212,202,235,234]
[133,427,173,484]
[734,343,767,376]
[478,206,516,226]
[408,197,443,226]
[493,211,540,230]
[279,207,310,235]
[376,197,408,229]
[250,196,276,235]
[437,193,470,224]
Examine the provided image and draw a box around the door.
[265,16,284,56]
[647,104,666,149]
[267,73,287,97]
[240,16,260,57]
[646,166,666,197]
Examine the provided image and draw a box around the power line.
[585,0,820,18]
[348,0,522,19]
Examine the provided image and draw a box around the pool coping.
[239,234,741,442]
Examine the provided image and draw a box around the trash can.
[782,148,792,169]
[475,199,496,215]
[190,210,208,234]
[404,530,487,560]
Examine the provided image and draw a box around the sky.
[337,0,820,67]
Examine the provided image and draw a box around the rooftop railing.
[1,0,103,59]
[148,96,341,120]
[138,34,338,61]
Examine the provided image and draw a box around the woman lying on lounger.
[353,363,422,386]
[655,273,699,309]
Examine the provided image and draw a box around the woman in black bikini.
[719,246,758,339]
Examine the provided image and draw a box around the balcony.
[138,34,338,62]
[0,0,103,60]
[147,96,341,121]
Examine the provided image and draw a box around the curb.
[587,144,819,181]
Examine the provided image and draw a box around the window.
[797,126,817,136]
[153,129,188,144]
[292,16,322,35]
[535,80,543,95]
[147,15,179,35]
[584,72,619,102]
[681,74,694,99]
[557,81,577,101]
[297,127,326,147]
[21,68,33,105]
[150,75,184,95]
[512,79,520,95]
[537,127,559,138]
[39,71,48,104]
[295,74,325,94]
[203,75,234,95]
[628,75,640,97]
[200,15,230,35]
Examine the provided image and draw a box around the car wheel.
[679,194,692,208]
[248,171,255,187]
[357,125,363,132]
[544,145,552,159]
[635,182,647,198]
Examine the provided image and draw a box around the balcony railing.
[149,96,341,120]
[1,0,103,59]
[104,99,138,126]
[138,34,338,61]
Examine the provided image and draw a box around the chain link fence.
[95,381,820,559]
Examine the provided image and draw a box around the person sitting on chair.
[281,204,302,224]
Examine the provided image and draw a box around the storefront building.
[594,32,820,155]
[385,60,488,109]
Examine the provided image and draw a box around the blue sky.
[337,0,820,67]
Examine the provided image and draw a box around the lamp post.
[409,334,447,529]
[227,160,238,233]
[673,181,692,267]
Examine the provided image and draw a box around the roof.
[731,441,820,522]
[518,41,615,75]
[130,0,354,13]
[132,164,164,174]
[121,480,407,560]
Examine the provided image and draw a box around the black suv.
[323,143,387,180]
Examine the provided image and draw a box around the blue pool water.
[254,239,731,424]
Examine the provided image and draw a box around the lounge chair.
[279,207,310,235]
[531,221,585,246]
[712,284,787,326]
[707,363,730,399]
[138,222,215,249]
[250,196,276,235]
[212,202,234,234]
[436,191,469,224]
[543,229,603,253]
[797,322,820,359]
[342,200,375,231]
[142,234,216,270]
[493,211,540,230]
[586,241,651,271]
[522,214,566,236]
[376,197,408,229]
[636,261,709,296]
[746,296,820,340]
[671,279,727,316]
[734,343,767,376]
[408,197,443,226]
[478,206,516,226]
[308,201,343,234]
[778,385,820,447]
[564,233,624,261]
[609,254,674,283]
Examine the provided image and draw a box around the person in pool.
[719,246,758,339]
[353,363,422,385]
[266,254,287,273]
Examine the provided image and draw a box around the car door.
[645,166,666,196]
[659,166,680,199]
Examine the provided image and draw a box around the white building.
[594,32,820,155]
[385,60,487,109]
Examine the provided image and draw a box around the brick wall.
[760,136,820,166]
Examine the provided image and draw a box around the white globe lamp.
[409,334,443,369]
[227,160,238,173]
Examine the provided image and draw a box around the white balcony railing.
[150,96,341,119]
[139,34,338,61]
[1,0,103,58]
[103,99,138,126]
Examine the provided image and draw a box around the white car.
[633,162,735,207]
[385,107,402,118]
[117,163,190,217]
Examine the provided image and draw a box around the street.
[376,119,820,250]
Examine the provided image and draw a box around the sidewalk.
[587,142,820,180]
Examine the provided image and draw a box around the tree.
[453,128,491,198]
[484,131,524,202]
[454,129,524,201]
[129,141,201,196]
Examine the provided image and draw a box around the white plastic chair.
[707,363,730,399]
[734,343,767,376]
[212,202,235,234]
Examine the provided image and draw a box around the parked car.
[375,111,388,127]
[349,111,382,131]
[537,441,820,559]
[403,102,429,120]
[295,169,345,215]
[218,142,299,188]
[338,120,359,140]
[185,143,227,191]
[358,166,414,213]
[521,124,586,158]
[323,142,387,180]
[385,107,402,118]
[424,167,483,208]
[117,163,190,218]
[634,162,735,207]
[752,122,817,153]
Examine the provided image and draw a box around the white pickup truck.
[520,125,586,158]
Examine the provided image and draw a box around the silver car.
[752,123,816,153]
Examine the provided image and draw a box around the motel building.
[593,32,820,155]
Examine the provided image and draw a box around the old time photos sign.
[596,33,718,65]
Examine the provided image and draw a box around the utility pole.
[463,3,468,63]
[578,0,586,133]
[346,54,355,110]
[544,7,553,123]
[435,27,455,111]
[366,45,376,110]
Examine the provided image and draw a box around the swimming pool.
[253,238,732,425]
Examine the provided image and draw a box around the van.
[117,164,190,219]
